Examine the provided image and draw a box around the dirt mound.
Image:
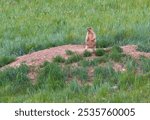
[121,45,150,58]
[3,44,150,68]
[1,44,149,82]
[9,45,85,67]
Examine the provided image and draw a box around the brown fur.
[85,27,96,51]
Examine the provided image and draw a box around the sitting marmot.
[85,27,96,52]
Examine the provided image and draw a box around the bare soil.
[121,45,150,58]
[9,45,85,67]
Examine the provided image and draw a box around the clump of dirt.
[8,45,85,67]
[113,62,126,72]
[121,45,150,58]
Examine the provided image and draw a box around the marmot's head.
[87,27,93,33]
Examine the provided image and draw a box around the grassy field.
[0,0,150,102]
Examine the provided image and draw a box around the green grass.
[37,62,65,91]
[137,45,150,52]
[97,40,113,48]
[0,56,16,67]
[139,57,150,73]
[0,0,150,102]
[65,54,83,64]
[80,59,98,67]
[108,45,124,62]
[95,49,105,56]
[70,67,88,81]
[65,50,75,55]
[69,79,81,93]
[0,60,149,102]
[53,55,65,63]
[1,0,150,57]
[80,57,108,67]
[111,45,123,53]
[83,50,92,57]
[94,64,117,86]
[0,64,34,102]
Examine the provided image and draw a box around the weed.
[108,45,124,62]
[114,30,127,44]
[71,67,88,81]
[88,57,108,66]
[79,60,91,67]
[79,56,108,67]
[95,49,105,56]
[96,40,113,48]
[111,45,123,53]
[109,52,123,62]
[53,55,65,63]
[142,72,150,80]
[37,62,65,91]
[65,50,75,55]
[63,66,88,81]
[95,84,110,99]
[83,50,92,57]
[0,56,16,67]
[69,79,81,93]
[139,57,150,73]
[118,71,136,90]
[81,85,92,95]
[0,64,32,94]
[137,45,150,52]
[95,56,108,63]
[66,54,83,64]
[94,65,118,86]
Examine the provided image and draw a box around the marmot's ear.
[87,27,92,30]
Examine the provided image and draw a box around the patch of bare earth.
[121,45,150,59]
[1,44,150,81]
[8,45,85,68]
[113,62,126,72]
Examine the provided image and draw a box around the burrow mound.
[1,44,150,82]
[4,44,150,68]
